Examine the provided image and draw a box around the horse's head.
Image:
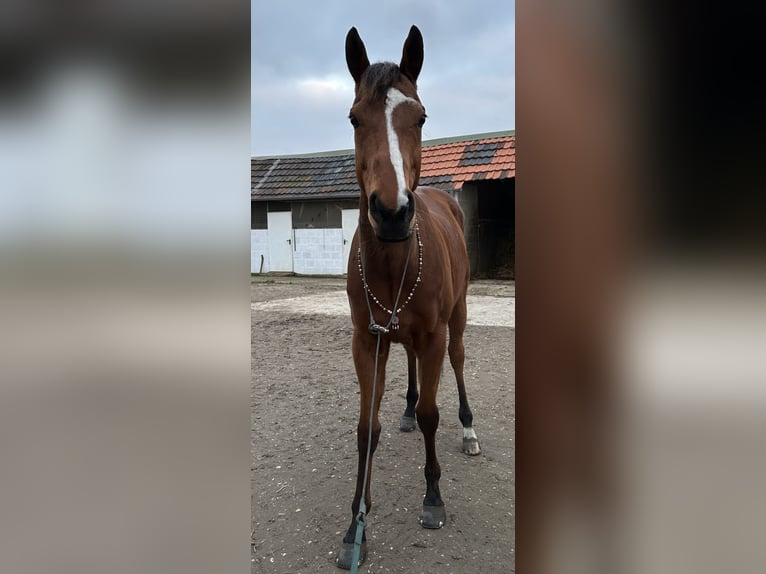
[345,25,426,242]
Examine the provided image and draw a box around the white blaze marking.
[384,87,418,209]
[463,427,478,441]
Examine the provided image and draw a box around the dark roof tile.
[252,132,515,200]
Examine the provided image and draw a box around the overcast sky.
[251,1,515,156]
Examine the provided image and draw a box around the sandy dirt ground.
[251,277,514,573]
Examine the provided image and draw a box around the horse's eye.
[349,114,359,129]
[418,114,427,128]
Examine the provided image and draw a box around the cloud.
[296,76,354,106]
[252,74,352,117]
[251,0,514,154]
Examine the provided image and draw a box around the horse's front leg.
[399,346,418,432]
[337,331,389,570]
[415,326,448,529]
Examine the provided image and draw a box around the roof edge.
[420,129,515,147]
[250,192,360,202]
[252,129,516,160]
[254,147,356,160]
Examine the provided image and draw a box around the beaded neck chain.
[357,219,423,330]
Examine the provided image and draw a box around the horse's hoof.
[419,503,446,529]
[399,415,417,432]
[336,541,366,570]
[462,437,481,456]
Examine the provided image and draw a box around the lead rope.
[349,224,415,573]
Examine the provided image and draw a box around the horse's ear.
[346,27,370,84]
[399,25,424,84]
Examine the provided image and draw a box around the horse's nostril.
[369,192,413,229]
[406,191,416,215]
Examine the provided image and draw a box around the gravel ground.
[251,276,515,573]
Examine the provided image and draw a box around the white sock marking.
[463,427,478,441]
[384,87,418,209]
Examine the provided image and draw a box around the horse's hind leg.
[399,347,418,432]
[449,297,481,455]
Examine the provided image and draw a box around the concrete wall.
[456,183,480,275]
[251,223,346,275]
[251,229,270,273]
[293,228,344,275]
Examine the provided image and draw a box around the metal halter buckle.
[368,322,389,335]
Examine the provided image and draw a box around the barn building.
[251,130,515,278]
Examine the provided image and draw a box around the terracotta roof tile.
[252,132,515,199]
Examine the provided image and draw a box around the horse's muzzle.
[369,191,416,242]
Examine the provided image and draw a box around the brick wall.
[251,230,270,273]
[293,229,344,275]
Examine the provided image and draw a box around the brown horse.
[337,25,481,570]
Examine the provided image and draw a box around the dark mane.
[360,62,401,101]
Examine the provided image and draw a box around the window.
[251,203,267,229]
[291,201,342,229]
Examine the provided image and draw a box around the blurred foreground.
[1,1,765,573]
[0,2,250,573]
[518,1,766,573]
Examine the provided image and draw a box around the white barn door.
[341,208,359,273]
[267,211,293,272]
